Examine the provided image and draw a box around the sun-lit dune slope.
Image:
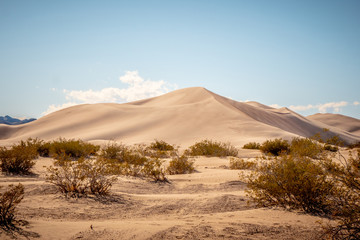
[307,113,360,136]
[1,87,359,147]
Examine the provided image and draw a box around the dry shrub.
[0,184,24,227]
[47,138,99,160]
[167,155,195,175]
[0,138,39,175]
[185,139,238,157]
[101,142,168,182]
[243,142,261,150]
[260,138,290,156]
[322,150,360,239]
[245,155,334,215]
[46,158,116,197]
[229,158,257,170]
[290,137,323,158]
[148,140,174,151]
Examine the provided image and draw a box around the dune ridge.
[1,87,359,147]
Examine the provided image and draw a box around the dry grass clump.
[148,140,175,151]
[167,155,195,175]
[0,138,39,175]
[260,138,290,156]
[0,184,24,227]
[229,158,257,170]
[185,139,238,157]
[46,158,116,197]
[242,142,261,150]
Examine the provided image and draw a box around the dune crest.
[1,87,359,146]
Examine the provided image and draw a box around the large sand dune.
[0,87,359,146]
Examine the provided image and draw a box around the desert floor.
[0,149,328,240]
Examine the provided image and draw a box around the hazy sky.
[1,0,359,119]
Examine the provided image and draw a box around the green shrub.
[49,138,100,160]
[167,156,195,175]
[243,142,261,150]
[0,139,38,174]
[229,158,257,170]
[185,140,238,157]
[260,138,290,156]
[0,184,24,227]
[244,155,334,215]
[290,137,323,158]
[46,158,116,197]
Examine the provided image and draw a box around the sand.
[0,150,327,240]
[0,87,359,147]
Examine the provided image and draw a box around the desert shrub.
[167,155,195,175]
[185,140,238,157]
[290,137,323,158]
[348,141,360,149]
[148,140,174,151]
[245,155,334,215]
[37,141,51,157]
[229,158,257,170]
[322,150,360,239]
[243,142,261,150]
[0,139,38,174]
[46,158,116,197]
[0,184,24,227]
[260,138,290,156]
[141,158,168,182]
[49,138,99,160]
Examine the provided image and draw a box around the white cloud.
[289,101,348,113]
[41,71,177,116]
[64,71,176,103]
[41,102,78,116]
[269,104,282,109]
[353,101,360,106]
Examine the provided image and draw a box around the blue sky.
[1,0,359,119]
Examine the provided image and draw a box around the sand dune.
[307,113,360,136]
[0,87,359,147]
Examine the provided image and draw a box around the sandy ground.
[0,149,329,240]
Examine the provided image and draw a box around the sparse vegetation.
[0,184,24,227]
[243,142,261,150]
[0,138,39,175]
[167,155,195,175]
[260,138,290,156]
[46,158,116,197]
[229,158,257,170]
[185,139,238,157]
[148,140,174,151]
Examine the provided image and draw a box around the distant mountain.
[0,115,36,125]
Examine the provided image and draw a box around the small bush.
[141,158,168,182]
[245,155,334,215]
[229,158,257,170]
[348,141,360,149]
[46,158,116,197]
[243,142,261,150]
[0,184,24,227]
[290,137,323,158]
[167,156,195,175]
[260,138,290,156]
[49,138,100,160]
[148,140,174,151]
[185,140,238,157]
[0,139,38,175]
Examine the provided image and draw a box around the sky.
[1,0,359,119]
